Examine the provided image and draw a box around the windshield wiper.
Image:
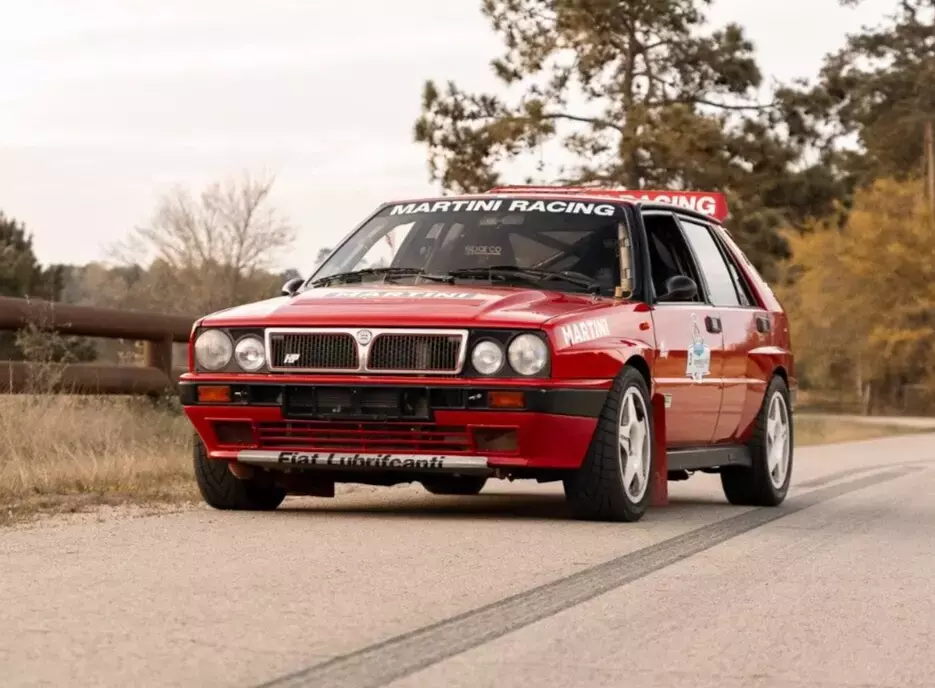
[447,265,602,294]
[311,267,455,287]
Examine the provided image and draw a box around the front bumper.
[179,378,610,472]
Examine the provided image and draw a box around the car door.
[710,224,776,441]
[642,211,726,447]
[674,215,763,443]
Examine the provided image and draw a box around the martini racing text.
[388,199,618,216]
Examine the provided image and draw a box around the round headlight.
[194,329,233,371]
[508,334,549,375]
[471,340,504,375]
[234,336,266,372]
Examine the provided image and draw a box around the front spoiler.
[237,450,493,476]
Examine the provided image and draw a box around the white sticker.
[685,313,711,382]
[558,317,611,347]
[658,341,669,359]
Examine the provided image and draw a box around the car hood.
[200,284,636,329]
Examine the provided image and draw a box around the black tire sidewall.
[192,433,286,510]
[616,367,655,513]
[754,376,794,501]
[564,364,655,521]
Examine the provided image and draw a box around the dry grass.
[794,415,927,446]
[0,396,929,526]
[0,395,196,525]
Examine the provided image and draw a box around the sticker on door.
[686,313,711,382]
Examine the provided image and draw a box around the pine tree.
[412,0,844,274]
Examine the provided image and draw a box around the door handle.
[705,315,722,334]
[755,315,771,334]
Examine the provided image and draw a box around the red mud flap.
[651,393,668,507]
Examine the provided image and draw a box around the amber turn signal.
[197,385,231,403]
[488,391,525,409]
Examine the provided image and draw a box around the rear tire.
[720,375,793,506]
[422,476,488,495]
[563,365,654,522]
[193,434,286,511]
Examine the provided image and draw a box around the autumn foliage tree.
[777,178,935,412]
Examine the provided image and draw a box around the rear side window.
[678,219,743,307]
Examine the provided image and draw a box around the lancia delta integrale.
[179,186,795,522]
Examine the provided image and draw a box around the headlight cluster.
[193,328,549,376]
[470,334,549,376]
[194,329,266,372]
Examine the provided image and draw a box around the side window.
[718,229,766,307]
[642,212,704,302]
[678,219,742,307]
[719,244,756,307]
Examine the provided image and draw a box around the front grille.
[268,332,358,371]
[265,328,467,374]
[256,421,472,453]
[367,333,463,373]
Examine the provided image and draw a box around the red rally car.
[179,186,795,522]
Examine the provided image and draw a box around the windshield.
[310,197,627,296]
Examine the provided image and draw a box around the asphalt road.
[2,431,934,688]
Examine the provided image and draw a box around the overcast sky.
[1,0,897,273]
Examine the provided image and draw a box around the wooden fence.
[0,296,196,395]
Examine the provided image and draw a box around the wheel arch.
[624,353,651,390]
[773,365,788,384]
[772,365,797,407]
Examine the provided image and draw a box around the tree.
[800,0,935,186]
[112,172,297,315]
[1,211,96,362]
[1,212,54,300]
[413,0,839,274]
[776,178,935,412]
[314,247,332,268]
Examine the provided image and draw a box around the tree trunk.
[861,381,874,416]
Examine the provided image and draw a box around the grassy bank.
[0,395,195,524]
[0,396,929,524]
[793,414,927,446]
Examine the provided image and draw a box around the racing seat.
[453,225,516,269]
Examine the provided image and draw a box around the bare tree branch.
[108,171,297,313]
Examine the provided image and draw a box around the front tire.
[563,365,654,522]
[422,476,488,495]
[193,434,286,511]
[720,375,793,506]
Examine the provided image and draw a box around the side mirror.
[659,275,698,302]
[281,277,304,297]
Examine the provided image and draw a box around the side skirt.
[666,445,752,473]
